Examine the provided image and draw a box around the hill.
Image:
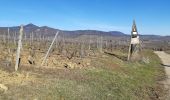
[0,23,127,38]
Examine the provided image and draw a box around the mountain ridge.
[0,23,128,38]
[0,23,168,38]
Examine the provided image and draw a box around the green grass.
[0,50,165,100]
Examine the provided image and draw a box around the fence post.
[41,32,59,66]
[15,25,24,71]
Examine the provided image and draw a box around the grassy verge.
[0,50,165,100]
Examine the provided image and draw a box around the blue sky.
[0,0,169,35]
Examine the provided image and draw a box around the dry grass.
[0,50,166,100]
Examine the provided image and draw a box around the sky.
[0,0,169,35]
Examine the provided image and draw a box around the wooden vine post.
[15,25,24,71]
[41,31,59,66]
[8,28,10,44]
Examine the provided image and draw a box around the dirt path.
[155,51,170,99]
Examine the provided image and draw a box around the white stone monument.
[128,21,141,61]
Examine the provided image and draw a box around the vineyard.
[0,25,167,99]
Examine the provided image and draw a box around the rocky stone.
[0,84,8,92]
